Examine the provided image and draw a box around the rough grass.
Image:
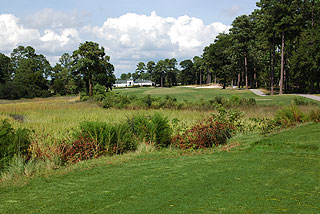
[0,123,319,213]
[0,90,318,143]
[0,96,211,142]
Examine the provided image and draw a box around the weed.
[128,113,172,148]
[0,120,32,169]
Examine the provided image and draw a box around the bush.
[172,117,235,150]
[60,135,101,163]
[293,97,315,106]
[77,121,137,155]
[0,120,31,169]
[228,95,256,107]
[308,108,320,122]
[275,105,306,126]
[128,113,172,148]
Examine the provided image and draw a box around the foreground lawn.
[1,123,319,213]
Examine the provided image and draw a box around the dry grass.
[1,95,318,145]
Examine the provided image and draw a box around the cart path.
[250,89,320,102]
[296,94,320,102]
[250,89,267,97]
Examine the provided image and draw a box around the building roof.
[115,79,154,84]
[134,79,153,83]
[115,80,127,84]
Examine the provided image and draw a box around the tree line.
[201,0,320,94]
[0,41,115,99]
[119,56,211,87]
[1,0,319,99]
[121,0,320,93]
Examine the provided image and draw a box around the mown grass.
[114,87,313,106]
[0,123,319,213]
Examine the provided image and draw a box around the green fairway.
[1,123,319,213]
[114,87,317,106]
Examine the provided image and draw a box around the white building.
[113,79,155,87]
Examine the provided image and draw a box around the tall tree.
[155,60,166,87]
[179,60,194,85]
[0,53,11,84]
[72,41,115,96]
[147,61,156,82]
[230,15,252,89]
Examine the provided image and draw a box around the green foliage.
[100,92,255,110]
[275,105,306,126]
[293,97,316,106]
[172,107,240,150]
[172,118,235,150]
[77,121,137,155]
[72,41,115,96]
[0,120,31,169]
[60,136,101,163]
[128,113,172,148]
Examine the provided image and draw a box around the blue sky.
[0,0,258,76]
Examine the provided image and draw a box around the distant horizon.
[0,0,258,77]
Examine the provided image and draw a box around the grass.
[0,96,211,142]
[0,89,318,142]
[114,86,318,106]
[0,123,319,213]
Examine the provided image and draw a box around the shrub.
[102,93,133,109]
[60,135,101,163]
[80,92,90,101]
[293,97,315,106]
[172,117,235,150]
[275,105,306,126]
[128,113,172,148]
[308,108,320,122]
[77,121,137,155]
[0,120,32,169]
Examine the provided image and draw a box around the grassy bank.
[0,123,319,213]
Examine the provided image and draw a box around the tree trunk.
[280,31,285,95]
[207,71,211,84]
[88,78,93,97]
[310,80,315,94]
[244,52,248,90]
[195,72,198,85]
[242,69,244,88]
[200,70,202,85]
[254,66,257,89]
[161,74,164,87]
[271,35,276,95]
[238,73,241,88]
[214,75,217,84]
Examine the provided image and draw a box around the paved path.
[249,89,320,102]
[250,89,267,96]
[296,94,320,102]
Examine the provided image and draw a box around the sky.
[0,0,258,77]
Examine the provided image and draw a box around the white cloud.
[39,28,81,53]
[0,14,40,52]
[0,13,80,58]
[0,10,230,75]
[85,11,230,73]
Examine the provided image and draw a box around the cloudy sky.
[1,0,258,77]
